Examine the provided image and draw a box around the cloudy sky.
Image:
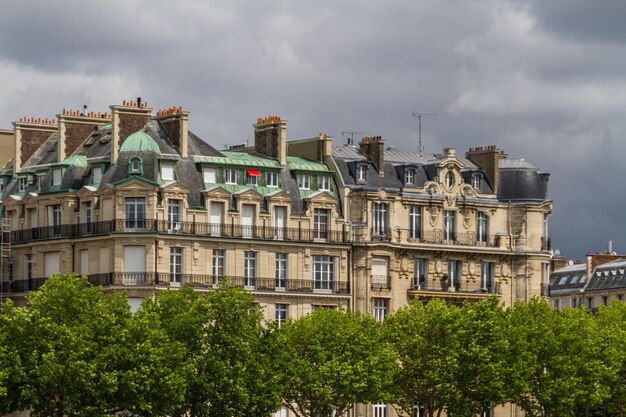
[1,0,625,259]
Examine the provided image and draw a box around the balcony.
[370,227,392,242]
[9,220,350,244]
[409,278,501,295]
[419,230,497,247]
[371,274,390,289]
[0,273,351,296]
[541,237,551,251]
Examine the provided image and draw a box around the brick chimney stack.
[57,108,110,162]
[466,145,507,192]
[156,106,189,158]
[12,117,58,173]
[254,115,287,166]
[359,136,385,175]
[0,129,15,170]
[586,251,624,281]
[110,98,153,163]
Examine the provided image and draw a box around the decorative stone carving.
[424,181,440,195]
[461,184,476,197]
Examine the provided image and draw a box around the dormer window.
[319,175,331,191]
[0,178,4,193]
[267,171,278,187]
[92,166,103,185]
[225,168,237,184]
[357,165,367,182]
[246,169,260,186]
[52,168,63,186]
[405,169,415,185]
[471,174,482,191]
[445,171,454,189]
[203,167,217,183]
[18,177,27,192]
[161,162,175,181]
[129,157,143,175]
[298,174,310,190]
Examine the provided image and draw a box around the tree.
[273,307,394,417]
[0,274,185,417]
[385,299,508,417]
[506,298,611,417]
[147,285,281,417]
[0,299,25,414]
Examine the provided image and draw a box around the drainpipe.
[154,238,159,285]
[71,243,75,275]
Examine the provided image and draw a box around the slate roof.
[586,259,626,292]
[549,263,588,295]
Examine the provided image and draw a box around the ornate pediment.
[160,181,189,195]
[76,185,98,199]
[303,190,337,205]
[265,189,293,203]
[114,177,159,192]
[202,186,232,199]
[234,187,263,201]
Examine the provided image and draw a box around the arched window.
[129,157,143,175]
[445,171,455,189]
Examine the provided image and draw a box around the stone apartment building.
[0,100,552,417]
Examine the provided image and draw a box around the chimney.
[586,251,624,279]
[359,136,385,175]
[57,109,110,162]
[110,98,153,163]
[12,118,58,173]
[465,145,507,192]
[0,129,15,169]
[156,106,189,158]
[254,116,287,166]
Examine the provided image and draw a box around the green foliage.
[506,298,611,417]
[274,307,394,417]
[595,301,626,416]
[385,298,508,417]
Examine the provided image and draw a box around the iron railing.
[10,219,350,244]
[541,237,551,251]
[410,278,501,294]
[1,273,351,295]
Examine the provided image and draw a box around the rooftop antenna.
[341,131,370,145]
[411,112,436,154]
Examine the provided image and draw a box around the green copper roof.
[286,157,331,172]
[57,155,88,168]
[120,131,160,153]
[192,152,279,168]
[206,184,278,196]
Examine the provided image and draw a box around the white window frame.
[170,247,183,284]
[481,261,495,290]
[448,260,461,291]
[443,210,456,241]
[472,173,482,191]
[476,212,489,244]
[167,199,181,231]
[276,253,288,289]
[298,174,310,189]
[276,303,288,326]
[372,298,388,322]
[92,166,103,185]
[373,403,387,417]
[246,171,259,186]
[313,255,334,292]
[357,165,367,182]
[244,251,257,288]
[125,197,146,229]
[225,168,237,184]
[319,175,331,191]
[313,208,330,240]
[405,169,415,185]
[372,202,388,237]
[445,171,454,189]
[52,168,62,186]
[409,205,421,240]
[18,177,27,192]
[212,249,225,284]
[414,258,428,288]
[267,171,278,187]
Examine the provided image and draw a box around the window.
[572,297,581,308]
[168,199,181,231]
[405,169,415,185]
[36,174,45,190]
[244,251,257,288]
[170,247,183,283]
[123,246,146,284]
[481,262,495,291]
[298,174,310,189]
[18,177,27,192]
[570,275,580,284]
[618,294,624,302]
[0,178,4,193]
[129,157,143,175]
[313,255,334,291]
[125,197,146,229]
[414,258,428,288]
[445,171,454,189]
[372,202,389,238]
[373,298,388,322]
[203,167,217,183]
[603,296,609,306]
[52,168,62,186]
[448,260,461,291]
[554,299,561,310]
[225,168,237,184]
[412,404,426,417]
[48,205,62,236]
[481,407,493,417]
[44,252,60,277]
[80,249,89,276]
[81,202,92,234]
[267,171,278,187]
[558,276,568,285]
[373,403,387,417]
[276,253,287,289]
[587,297,593,309]
[472,174,482,191]
[371,257,389,288]
[161,162,175,181]
[246,169,260,186]
[443,210,456,241]
[25,255,33,281]
[313,208,329,240]
[276,304,288,326]
[92,166,102,185]
[356,165,367,182]
[212,250,225,284]
[409,205,421,240]
[319,175,331,191]
[476,212,489,244]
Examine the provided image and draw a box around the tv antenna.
[341,131,369,145]
[411,112,436,154]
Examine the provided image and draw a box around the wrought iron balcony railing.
[410,278,501,294]
[0,273,351,295]
[10,220,350,244]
